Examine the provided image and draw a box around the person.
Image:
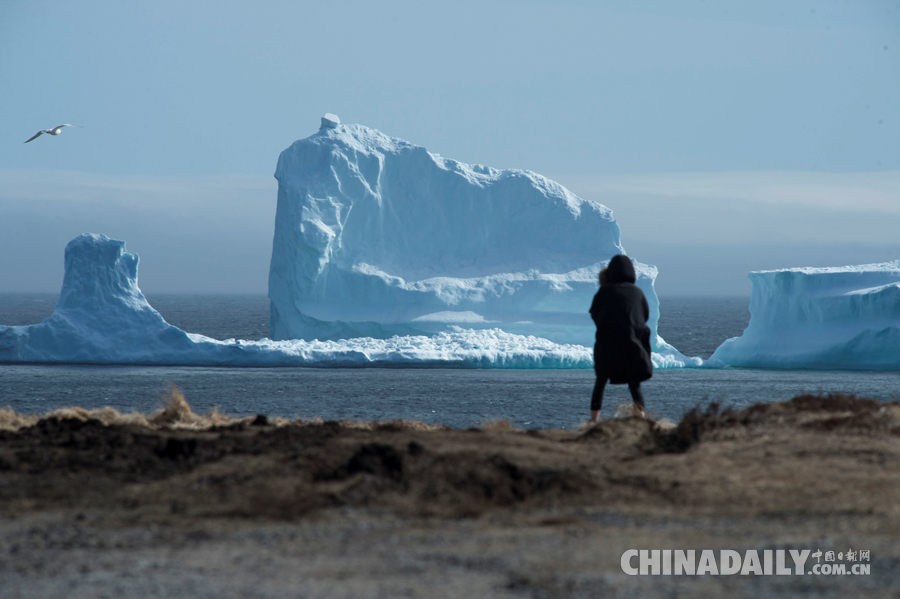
[588,254,653,422]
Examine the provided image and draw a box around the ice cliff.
[269,116,698,367]
[711,262,900,370]
[0,234,595,367]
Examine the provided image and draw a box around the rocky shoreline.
[1,394,898,597]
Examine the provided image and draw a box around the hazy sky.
[1,0,899,295]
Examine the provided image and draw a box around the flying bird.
[24,124,82,143]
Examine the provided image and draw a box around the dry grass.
[613,403,642,419]
[573,403,675,432]
[334,418,449,431]
[0,385,237,432]
[479,418,521,432]
[149,384,231,429]
[0,405,149,431]
[0,385,447,433]
[575,419,597,432]
[0,385,687,435]
[0,408,39,431]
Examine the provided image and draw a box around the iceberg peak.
[320,113,340,130]
[270,120,626,343]
[57,233,142,314]
[0,233,197,364]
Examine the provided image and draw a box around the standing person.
[589,254,653,422]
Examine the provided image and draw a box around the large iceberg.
[711,262,900,370]
[269,116,698,367]
[0,234,595,368]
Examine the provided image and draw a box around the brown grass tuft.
[1,405,151,431]
[0,385,244,432]
[334,418,448,431]
[0,407,39,431]
[150,385,202,427]
[0,390,449,433]
[479,418,521,432]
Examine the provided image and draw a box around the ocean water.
[1,294,898,429]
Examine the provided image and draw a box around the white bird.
[24,124,82,143]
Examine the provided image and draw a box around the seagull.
[24,124,82,143]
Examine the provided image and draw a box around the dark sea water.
[1,294,898,429]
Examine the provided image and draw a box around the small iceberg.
[711,262,900,370]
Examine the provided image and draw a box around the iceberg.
[269,116,700,367]
[711,262,900,370]
[0,234,595,368]
[0,119,705,369]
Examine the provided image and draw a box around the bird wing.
[24,131,46,143]
[55,124,80,128]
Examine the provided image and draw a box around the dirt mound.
[0,413,595,518]
[1,393,899,521]
[654,393,900,453]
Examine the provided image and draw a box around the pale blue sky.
[1,0,899,294]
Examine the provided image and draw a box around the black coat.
[589,255,653,384]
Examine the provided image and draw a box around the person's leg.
[590,376,608,423]
[627,376,646,418]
